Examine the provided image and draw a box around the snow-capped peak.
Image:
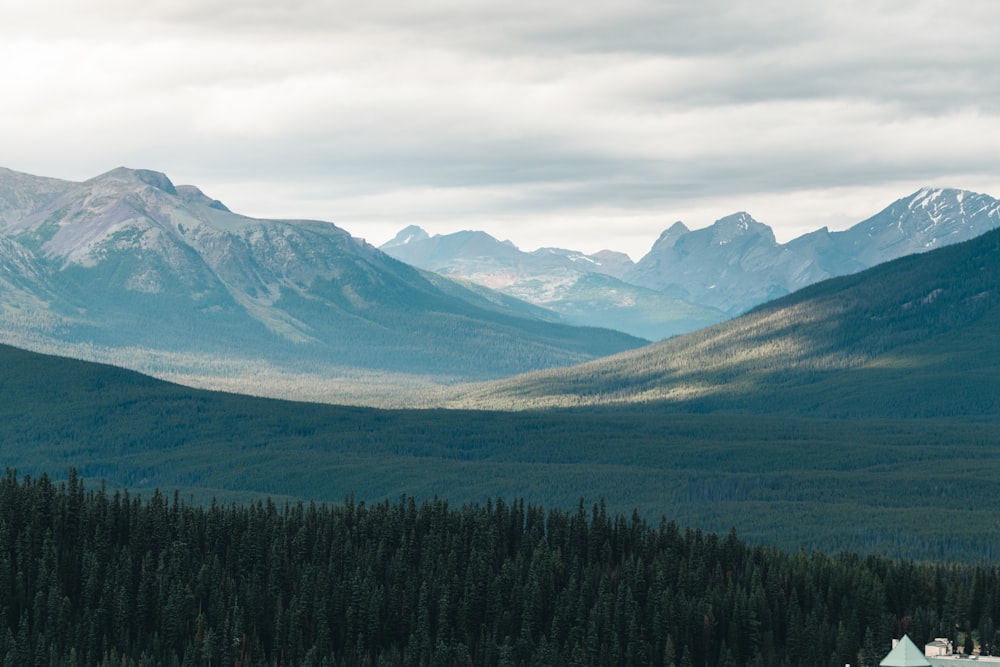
[908,187,949,212]
[711,212,771,245]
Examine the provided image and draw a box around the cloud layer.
[3,0,998,258]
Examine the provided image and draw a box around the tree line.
[2,469,999,667]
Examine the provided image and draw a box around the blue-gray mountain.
[384,189,1000,337]
[0,166,644,402]
[627,188,1000,316]
[381,226,726,340]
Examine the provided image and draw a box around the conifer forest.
[2,471,998,667]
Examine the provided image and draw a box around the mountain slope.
[0,167,644,402]
[381,226,726,340]
[831,187,1000,267]
[457,226,1000,416]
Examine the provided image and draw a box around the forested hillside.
[2,471,999,667]
[3,341,1000,562]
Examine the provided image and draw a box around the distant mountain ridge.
[384,188,1000,334]
[0,166,644,404]
[381,226,727,340]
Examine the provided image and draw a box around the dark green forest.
[2,470,999,667]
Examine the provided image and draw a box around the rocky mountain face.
[627,188,1000,315]
[623,213,829,315]
[381,227,726,340]
[803,188,1000,269]
[0,167,644,402]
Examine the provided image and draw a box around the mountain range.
[3,165,999,407]
[383,188,1000,338]
[381,227,727,340]
[458,225,1000,416]
[0,166,643,404]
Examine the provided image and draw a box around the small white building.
[926,639,953,658]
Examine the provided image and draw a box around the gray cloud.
[1,0,998,259]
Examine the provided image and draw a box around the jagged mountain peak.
[906,187,1000,223]
[906,186,962,208]
[649,221,689,252]
[847,187,1000,259]
[383,225,430,249]
[910,186,946,201]
[666,220,689,234]
[887,186,994,215]
[627,213,793,315]
[709,212,774,245]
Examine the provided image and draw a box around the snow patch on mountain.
[382,225,430,248]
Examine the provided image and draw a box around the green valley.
[2,342,998,562]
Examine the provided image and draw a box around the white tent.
[881,636,932,667]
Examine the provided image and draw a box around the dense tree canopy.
[1,469,998,667]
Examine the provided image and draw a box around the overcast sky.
[3,0,999,259]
